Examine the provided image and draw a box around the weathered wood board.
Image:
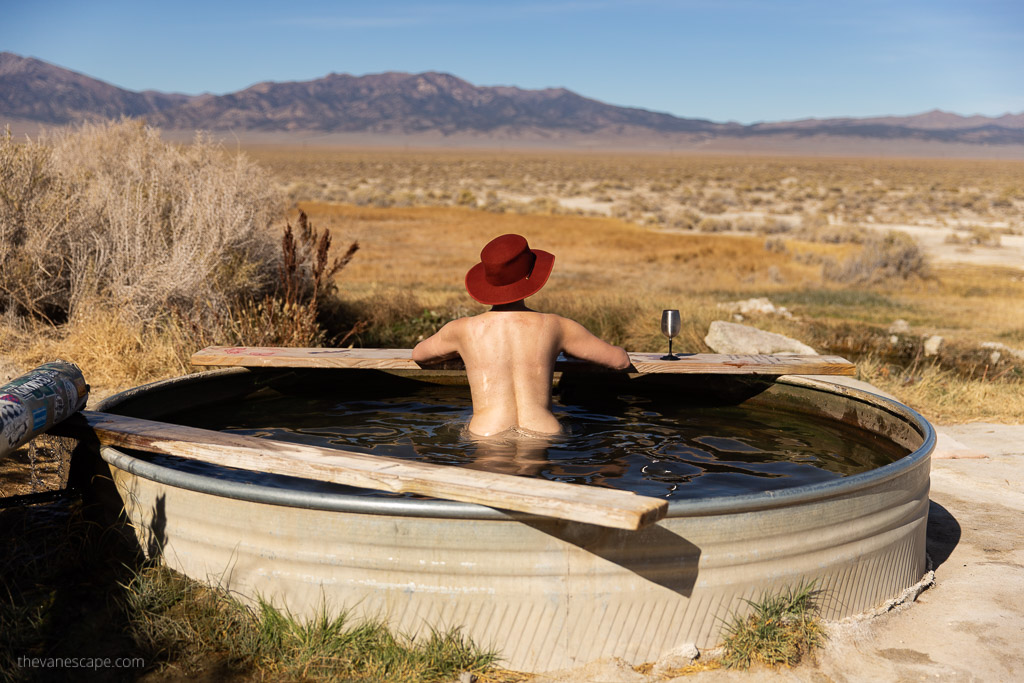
[65,411,668,531]
[191,346,856,376]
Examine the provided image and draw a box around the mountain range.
[4,51,1024,149]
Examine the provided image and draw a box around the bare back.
[412,305,630,436]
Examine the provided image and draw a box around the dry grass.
[3,305,191,390]
[300,203,847,295]
[858,356,1024,424]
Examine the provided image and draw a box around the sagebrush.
[1,123,366,381]
[0,120,281,325]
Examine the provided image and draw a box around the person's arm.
[411,320,462,364]
[558,318,631,370]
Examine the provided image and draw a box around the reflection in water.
[159,384,909,501]
[462,430,554,477]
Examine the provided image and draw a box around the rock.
[718,297,793,319]
[704,321,817,355]
[888,319,911,334]
[981,341,1024,361]
[652,643,700,676]
[923,335,944,357]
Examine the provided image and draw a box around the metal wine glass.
[660,309,681,360]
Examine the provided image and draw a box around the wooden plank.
[64,411,667,531]
[191,346,856,376]
[622,353,856,376]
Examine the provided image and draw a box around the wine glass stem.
[668,339,673,357]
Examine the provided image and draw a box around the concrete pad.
[932,429,989,459]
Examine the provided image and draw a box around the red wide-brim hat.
[465,234,555,305]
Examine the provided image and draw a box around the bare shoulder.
[411,316,468,362]
[425,316,469,341]
[442,316,470,333]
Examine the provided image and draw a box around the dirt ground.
[872,222,1024,270]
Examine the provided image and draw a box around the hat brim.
[464,250,555,305]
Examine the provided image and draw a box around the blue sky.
[3,0,1021,123]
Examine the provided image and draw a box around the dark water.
[157,382,910,501]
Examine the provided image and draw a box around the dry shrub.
[696,216,733,232]
[795,222,871,244]
[0,120,282,326]
[0,128,79,320]
[666,206,703,231]
[0,122,375,388]
[278,210,359,310]
[338,292,471,348]
[945,225,1002,247]
[170,210,360,351]
[824,231,929,284]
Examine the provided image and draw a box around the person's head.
[464,234,554,305]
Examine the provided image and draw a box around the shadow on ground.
[925,499,960,569]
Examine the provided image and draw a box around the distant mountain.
[761,110,1024,130]
[145,71,735,135]
[3,52,1023,147]
[747,110,1024,144]
[0,52,191,124]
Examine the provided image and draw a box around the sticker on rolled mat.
[0,393,29,448]
[62,376,86,404]
[8,369,60,400]
[32,405,48,431]
[60,378,77,412]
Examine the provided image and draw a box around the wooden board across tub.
[190,346,856,376]
[60,411,667,531]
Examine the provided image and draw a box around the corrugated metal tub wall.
[80,367,933,672]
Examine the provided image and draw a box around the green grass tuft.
[121,564,498,681]
[719,580,826,670]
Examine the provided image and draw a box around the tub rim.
[94,367,935,521]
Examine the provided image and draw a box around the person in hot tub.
[412,233,631,437]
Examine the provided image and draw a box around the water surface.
[158,382,908,500]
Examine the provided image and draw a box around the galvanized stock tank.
[83,366,933,672]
